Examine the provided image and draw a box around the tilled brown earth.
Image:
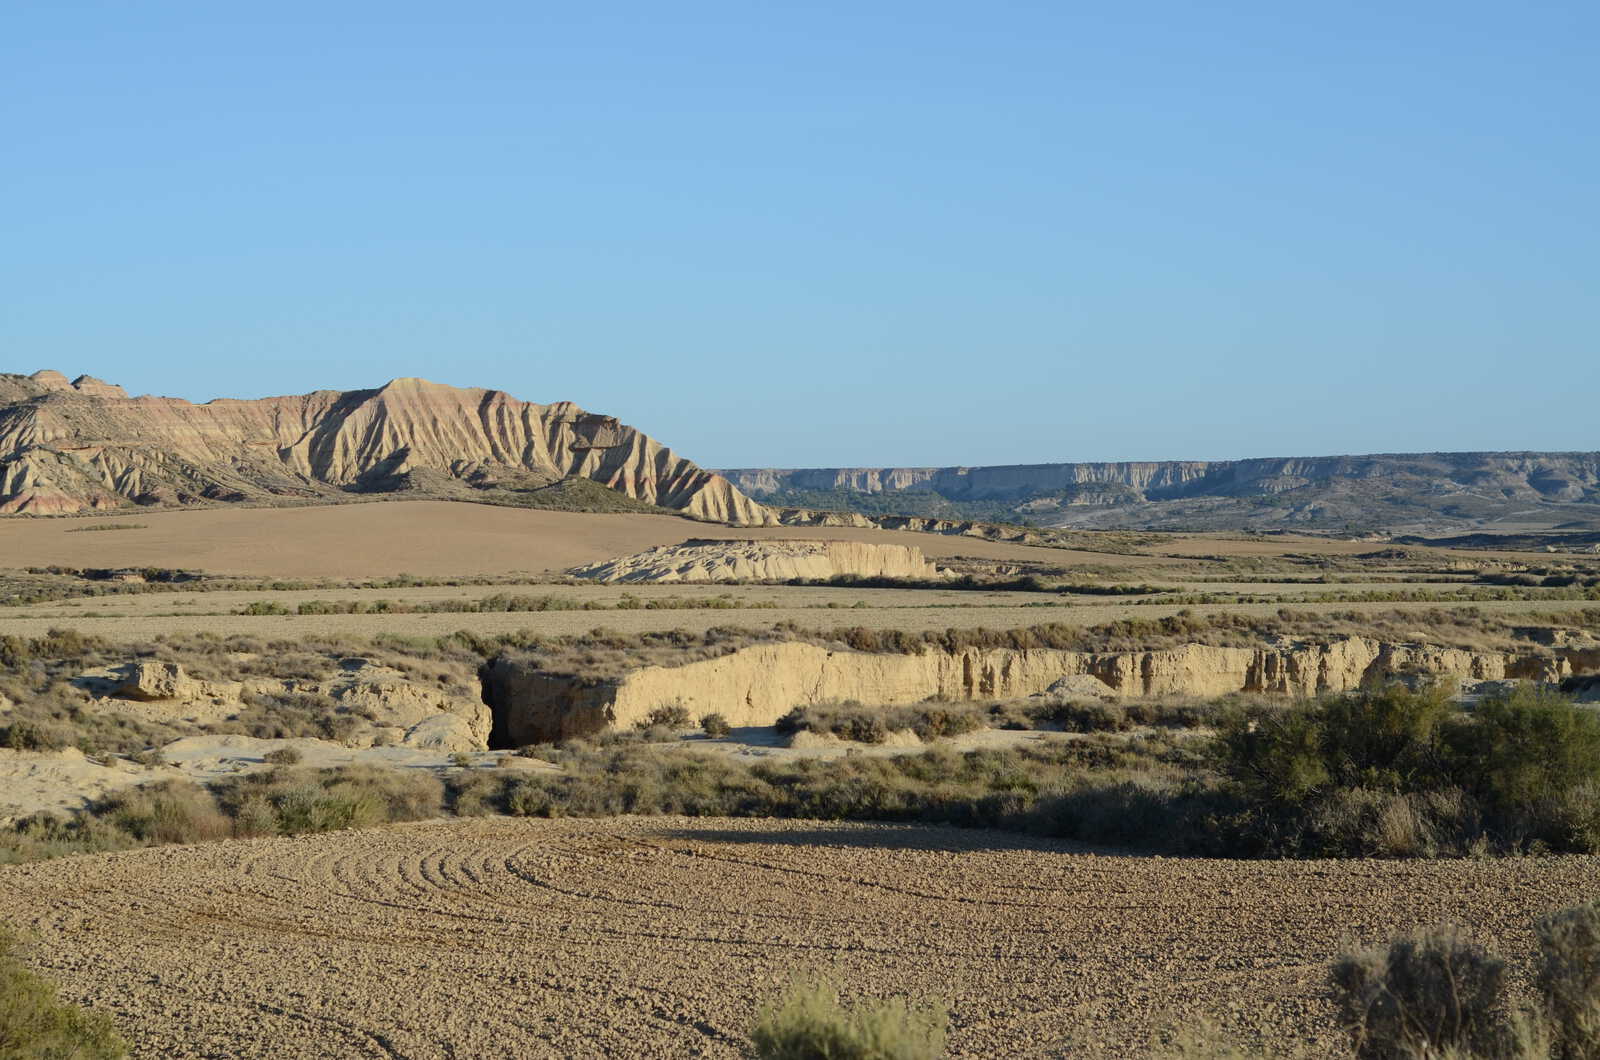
[1,818,1595,1058]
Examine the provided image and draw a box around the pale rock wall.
[569,539,944,583]
[488,638,1592,743]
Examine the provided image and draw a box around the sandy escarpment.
[485,637,1592,743]
[0,373,773,524]
[568,538,946,583]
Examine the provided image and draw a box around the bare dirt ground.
[2,598,1596,642]
[0,502,1161,579]
[1,817,1593,1059]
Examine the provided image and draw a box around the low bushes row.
[748,901,1600,1058]
[5,682,1597,864]
[1214,684,1600,856]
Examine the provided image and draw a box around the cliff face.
[485,637,1597,743]
[0,372,774,525]
[723,453,1600,532]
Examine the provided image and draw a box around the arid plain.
[3,494,1600,1057]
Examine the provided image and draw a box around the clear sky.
[4,2,1595,469]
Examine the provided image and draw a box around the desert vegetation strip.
[10,679,1600,863]
[4,598,1600,642]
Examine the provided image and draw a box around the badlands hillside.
[725,452,1600,533]
[0,371,772,524]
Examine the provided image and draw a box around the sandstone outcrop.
[0,373,774,524]
[94,657,491,750]
[327,661,492,749]
[115,662,207,702]
[568,538,945,583]
[484,637,1596,744]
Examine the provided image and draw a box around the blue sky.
[3,2,1595,468]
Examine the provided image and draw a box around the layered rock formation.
[484,637,1598,743]
[0,371,774,524]
[725,453,1600,532]
[568,538,945,583]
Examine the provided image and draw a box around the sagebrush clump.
[0,927,125,1059]
[749,979,947,1060]
[1327,903,1600,1059]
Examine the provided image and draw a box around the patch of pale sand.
[0,501,1164,579]
[0,749,150,820]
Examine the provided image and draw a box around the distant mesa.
[723,452,1600,534]
[0,372,773,524]
[568,538,947,583]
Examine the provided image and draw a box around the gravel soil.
[1,817,1596,1058]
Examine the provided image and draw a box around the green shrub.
[636,704,692,730]
[749,979,946,1060]
[1216,684,1453,807]
[1214,704,1330,807]
[212,765,445,836]
[700,713,732,738]
[1446,687,1600,849]
[268,782,378,833]
[230,795,279,839]
[262,747,302,766]
[775,702,986,745]
[1330,927,1507,1060]
[130,749,166,769]
[0,927,125,1058]
[1,720,72,752]
[102,781,231,845]
[1214,683,1600,855]
[1537,901,1600,1060]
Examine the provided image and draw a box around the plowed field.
[2,818,1594,1058]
